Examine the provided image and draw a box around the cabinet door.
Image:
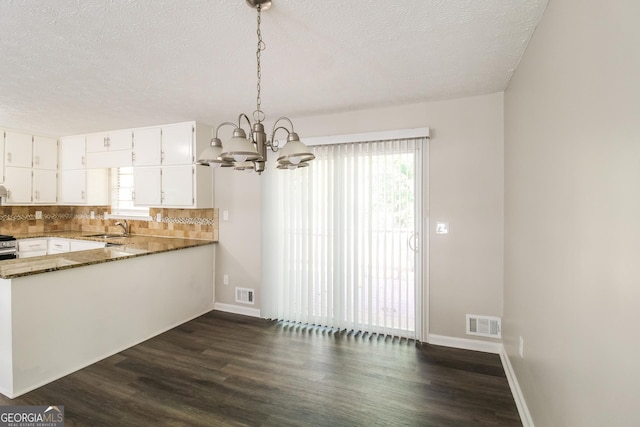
[33,169,57,203]
[5,131,33,168]
[59,136,86,169]
[133,167,161,206]
[33,136,58,170]
[108,129,133,151]
[59,170,87,204]
[48,239,70,254]
[4,167,32,203]
[85,132,108,153]
[133,127,162,166]
[161,123,193,165]
[162,165,193,207]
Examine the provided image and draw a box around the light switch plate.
[156,213,162,222]
[435,222,449,234]
[90,211,95,219]
[35,211,43,220]
[223,210,229,221]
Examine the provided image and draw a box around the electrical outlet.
[156,213,162,222]
[90,211,95,219]
[223,275,229,285]
[519,336,524,358]
[35,211,43,220]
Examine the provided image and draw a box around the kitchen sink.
[85,233,125,239]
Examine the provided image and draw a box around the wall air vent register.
[466,314,501,338]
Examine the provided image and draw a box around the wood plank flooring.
[0,311,521,426]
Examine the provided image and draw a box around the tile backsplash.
[0,206,218,241]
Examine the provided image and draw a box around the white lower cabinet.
[19,238,106,258]
[48,239,71,254]
[17,239,48,258]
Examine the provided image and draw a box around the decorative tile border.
[0,213,75,221]
[159,216,215,225]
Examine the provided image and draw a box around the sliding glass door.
[262,137,425,339]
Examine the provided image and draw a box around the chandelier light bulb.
[233,154,249,163]
[289,156,302,165]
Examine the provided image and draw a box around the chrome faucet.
[114,220,129,237]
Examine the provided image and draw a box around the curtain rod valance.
[303,127,430,146]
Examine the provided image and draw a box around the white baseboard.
[500,347,534,427]
[214,302,261,318]
[427,334,502,354]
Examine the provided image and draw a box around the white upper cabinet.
[85,132,108,153]
[133,127,162,166]
[5,131,33,168]
[59,169,108,206]
[33,169,57,203]
[59,136,86,169]
[59,169,87,204]
[133,165,199,208]
[86,129,133,168]
[132,166,162,206]
[4,167,32,203]
[86,130,132,153]
[2,131,58,205]
[161,165,194,206]
[161,123,193,165]
[33,136,58,170]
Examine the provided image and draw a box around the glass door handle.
[408,232,419,252]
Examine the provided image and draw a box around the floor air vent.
[235,287,255,305]
[466,314,501,339]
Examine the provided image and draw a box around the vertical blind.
[262,137,424,338]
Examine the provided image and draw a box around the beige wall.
[504,0,640,425]
[215,92,505,342]
[214,168,262,309]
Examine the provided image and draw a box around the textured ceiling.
[0,0,548,137]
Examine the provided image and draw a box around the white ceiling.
[0,0,548,137]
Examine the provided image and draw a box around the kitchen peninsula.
[0,233,216,398]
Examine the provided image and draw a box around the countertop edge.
[0,232,216,279]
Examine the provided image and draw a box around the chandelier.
[197,0,315,174]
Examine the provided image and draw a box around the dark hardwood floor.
[0,311,521,426]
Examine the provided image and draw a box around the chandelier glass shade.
[196,0,315,173]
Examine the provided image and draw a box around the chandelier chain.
[254,5,266,123]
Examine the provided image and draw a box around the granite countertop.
[0,232,215,279]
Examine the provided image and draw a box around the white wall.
[215,92,505,342]
[504,0,640,425]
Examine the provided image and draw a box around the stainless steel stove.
[0,235,17,260]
